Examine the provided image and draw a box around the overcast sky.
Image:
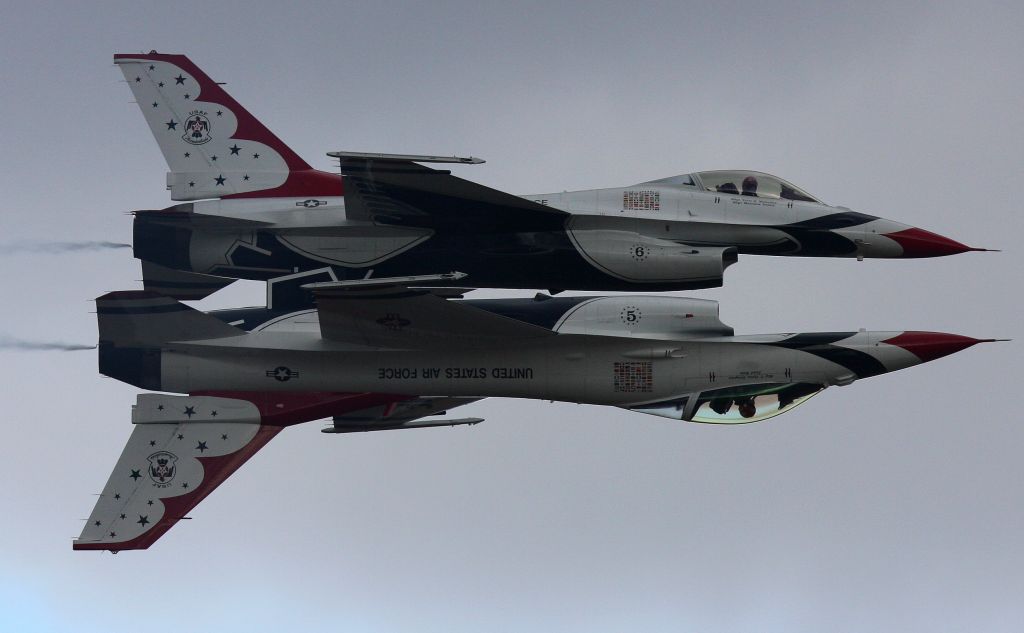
[1,1,1021,631]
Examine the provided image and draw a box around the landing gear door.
[681,394,701,421]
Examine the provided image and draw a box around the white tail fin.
[74,390,418,551]
[73,394,278,551]
[114,52,340,201]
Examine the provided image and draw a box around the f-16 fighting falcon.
[74,276,996,551]
[114,52,987,303]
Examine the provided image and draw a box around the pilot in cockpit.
[741,175,759,197]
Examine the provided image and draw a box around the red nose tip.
[881,331,988,362]
[883,227,978,257]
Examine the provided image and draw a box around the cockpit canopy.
[630,382,825,424]
[695,170,821,203]
[638,171,823,203]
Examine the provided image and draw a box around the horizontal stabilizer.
[74,394,280,551]
[97,291,245,345]
[134,207,273,228]
[141,260,235,301]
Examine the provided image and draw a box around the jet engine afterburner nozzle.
[132,212,194,270]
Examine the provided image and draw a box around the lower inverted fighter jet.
[74,276,994,551]
[114,52,986,302]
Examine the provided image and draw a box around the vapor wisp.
[0,240,130,254]
[0,335,96,352]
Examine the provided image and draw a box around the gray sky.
[1,1,1022,631]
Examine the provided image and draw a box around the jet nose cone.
[881,227,981,258]
[881,331,991,363]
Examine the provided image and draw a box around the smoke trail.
[0,241,130,254]
[0,336,95,351]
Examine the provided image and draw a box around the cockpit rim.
[635,170,824,205]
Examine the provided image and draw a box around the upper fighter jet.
[114,52,986,301]
[74,276,996,551]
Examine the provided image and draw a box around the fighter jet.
[114,52,985,303]
[74,275,995,551]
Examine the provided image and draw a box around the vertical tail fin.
[73,394,279,551]
[114,52,340,201]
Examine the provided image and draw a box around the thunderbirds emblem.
[147,451,178,487]
[182,110,212,145]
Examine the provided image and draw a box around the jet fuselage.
[133,173,968,297]
[99,294,986,424]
